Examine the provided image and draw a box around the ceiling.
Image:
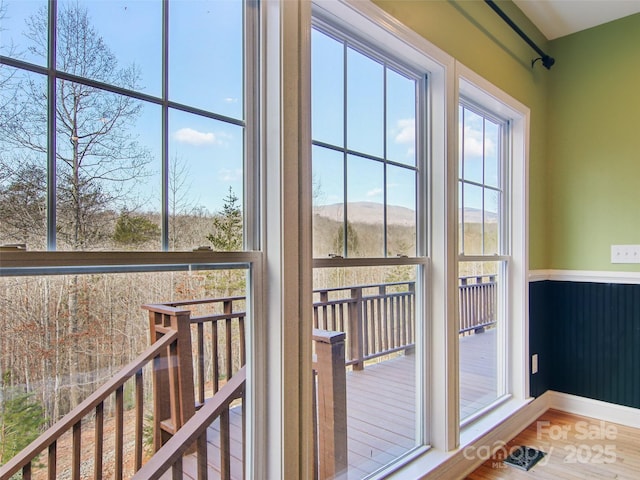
[513,0,640,40]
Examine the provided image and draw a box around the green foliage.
[113,211,160,245]
[207,187,243,251]
[0,389,46,466]
[334,221,359,256]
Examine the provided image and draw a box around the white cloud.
[224,97,239,104]
[219,168,243,182]
[394,118,415,145]
[463,125,496,157]
[366,187,383,198]
[174,127,233,147]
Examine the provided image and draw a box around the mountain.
[314,202,415,226]
[313,202,497,225]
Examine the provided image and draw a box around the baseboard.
[546,391,640,429]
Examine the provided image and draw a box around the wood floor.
[176,330,497,479]
[466,409,640,480]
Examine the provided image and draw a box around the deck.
[179,329,496,479]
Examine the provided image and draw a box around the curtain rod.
[485,0,555,69]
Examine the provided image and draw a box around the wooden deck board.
[184,330,496,478]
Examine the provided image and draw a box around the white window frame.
[456,63,530,441]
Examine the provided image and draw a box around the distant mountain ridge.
[314,202,497,224]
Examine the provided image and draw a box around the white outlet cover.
[611,245,640,264]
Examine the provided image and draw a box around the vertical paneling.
[530,280,640,409]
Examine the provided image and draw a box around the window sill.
[384,397,536,479]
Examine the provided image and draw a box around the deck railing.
[458,275,497,334]
[0,331,182,480]
[1,277,496,479]
[313,275,497,369]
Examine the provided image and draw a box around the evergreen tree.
[113,211,160,246]
[0,381,46,466]
[207,187,243,251]
[206,187,244,297]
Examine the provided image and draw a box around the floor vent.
[503,446,546,471]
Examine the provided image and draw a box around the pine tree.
[207,187,243,252]
[0,382,46,466]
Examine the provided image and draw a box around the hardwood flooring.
[466,409,640,480]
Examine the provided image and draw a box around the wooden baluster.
[197,431,208,480]
[95,402,104,479]
[212,319,219,393]
[224,300,233,379]
[221,408,231,479]
[197,322,205,405]
[72,421,81,480]
[171,457,182,480]
[349,287,364,371]
[320,291,329,330]
[135,370,144,472]
[240,315,246,367]
[48,442,56,480]
[362,298,369,358]
[115,385,124,480]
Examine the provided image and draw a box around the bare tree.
[0,3,153,409]
[1,3,151,250]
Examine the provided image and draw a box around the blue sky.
[1,1,492,216]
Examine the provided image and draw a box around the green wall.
[548,13,640,271]
[373,0,551,269]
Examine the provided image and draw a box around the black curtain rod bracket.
[485,0,555,70]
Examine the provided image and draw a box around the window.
[0,0,261,475]
[458,102,509,422]
[456,69,529,434]
[0,0,255,252]
[311,14,429,477]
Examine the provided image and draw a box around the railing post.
[313,330,348,480]
[147,307,196,451]
[349,287,364,371]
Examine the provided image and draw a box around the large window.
[0,0,254,252]
[458,102,509,423]
[0,0,260,475]
[311,16,428,478]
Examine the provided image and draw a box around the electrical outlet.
[531,354,538,374]
[611,245,640,263]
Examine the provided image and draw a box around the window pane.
[484,188,500,255]
[169,108,244,251]
[56,0,162,96]
[312,29,344,147]
[387,165,416,256]
[347,47,383,157]
[0,68,47,250]
[0,266,248,474]
[0,0,48,66]
[313,146,344,257]
[169,0,243,119]
[386,69,416,166]
[313,265,420,478]
[484,119,500,188]
[55,81,161,251]
[347,155,383,257]
[461,108,484,184]
[462,183,483,255]
[459,261,504,421]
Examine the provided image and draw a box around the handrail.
[131,367,246,480]
[0,331,178,480]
